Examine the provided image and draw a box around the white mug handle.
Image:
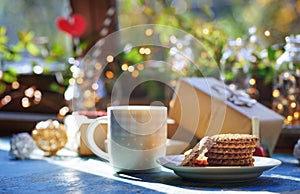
[85,116,109,161]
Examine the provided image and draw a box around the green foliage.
[11,31,39,58]
[122,48,144,64]
[117,0,295,85]
[0,82,6,94]
[43,43,67,62]
[118,1,228,80]
[0,25,70,96]
[0,26,41,61]
[0,27,8,45]
[1,68,18,83]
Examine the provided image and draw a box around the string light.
[1,95,11,106]
[72,71,80,79]
[203,28,209,35]
[127,66,134,72]
[69,78,75,85]
[294,112,300,119]
[290,102,297,108]
[70,65,79,73]
[105,71,114,79]
[24,87,34,98]
[106,55,114,63]
[139,47,145,54]
[144,48,151,55]
[287,115,293,122]
[58,106,70,117]
[95,62,102,70]
[176,43,183,49]
[235,37,243,45]
[92,83,99,90]
[68,57,76,64]
[131,70,139,78]
[277,103,283,110]
[264,30,271,37]
[83,90,92,98]
[283,72,291,79]
[33,66,43,74]
[76,77,84,84]
[34,90,42,98]
[33,90,42,104]
[249,78,256,86]
[289,95,296,101]
[22,97,30,108]
[272,89,280,98]
[137,64,144,70]
[11,81,20,89]
[121,63,128,71]
[200,51,208,59]
[282,98,288,105]
[145,28,153,36]
[169,35,177,44]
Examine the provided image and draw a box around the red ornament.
[56,14,86,37]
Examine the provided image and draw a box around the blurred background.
[0,0,300,144]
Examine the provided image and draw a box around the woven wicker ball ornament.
[32,120,68,155]
[10,132,36,159]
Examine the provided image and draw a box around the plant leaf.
[18,31,34,43]
[0,82,7,94]
[0,35,8,44]
[11,42,25,52]
[2,69,18,83]
[26,43,40,56]
[0,26,7,36]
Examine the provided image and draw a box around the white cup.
[84,105,167,173]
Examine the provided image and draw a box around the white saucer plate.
[156,155,281,182]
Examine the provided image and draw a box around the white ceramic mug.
[84,105,167,173]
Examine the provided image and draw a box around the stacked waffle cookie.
[180,134,259,167]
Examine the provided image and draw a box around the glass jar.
[272,34,300,126]
[220,38,252,91]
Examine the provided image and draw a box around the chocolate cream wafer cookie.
[208,147,256,154]
[180,136,215,167]
[205,152,253,160]
[211,134,259,144]
[207,157,255,166]
[180,133,259,167]
[211,141,257,149]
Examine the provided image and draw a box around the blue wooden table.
[0,138,299,194]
